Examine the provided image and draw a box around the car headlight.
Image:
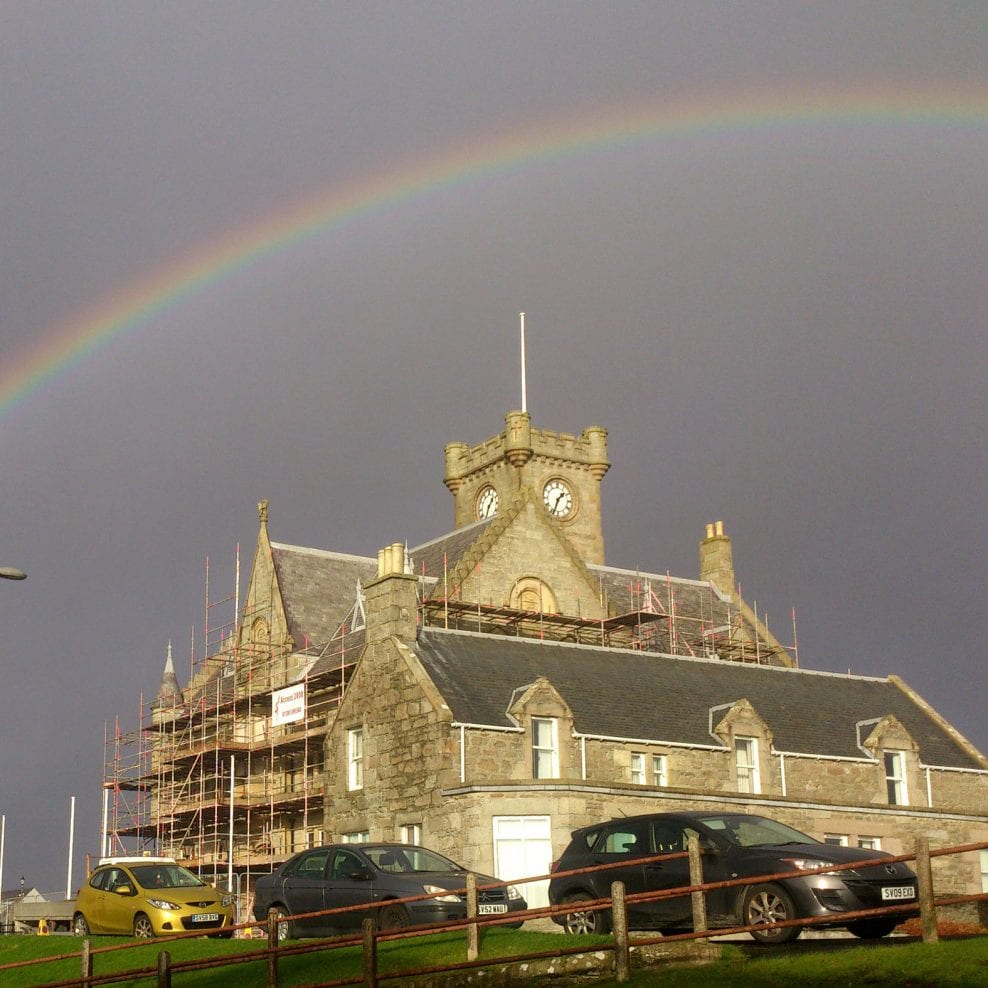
[506,885,523,901]
[782,857,845,876]
[221,894,233,907]
[423,884,462,904]
[147,898,181,910]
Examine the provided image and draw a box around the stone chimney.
[699,520,735,599]
[363,542,419,645]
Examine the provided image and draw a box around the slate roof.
[271,543,377,648]
[410,521,494,590]
[590,564,730,623]
[412,628,983,770]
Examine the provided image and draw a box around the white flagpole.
[1,814,6,922]
[520,312,527,413]
[66,796,76,899]
[228,755,235,896]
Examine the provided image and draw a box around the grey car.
[253,843,526,938]
[548,812,918,943]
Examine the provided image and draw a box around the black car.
[548,812,918,943]
[253,843,527,938]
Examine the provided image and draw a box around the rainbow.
[3,85,986,416]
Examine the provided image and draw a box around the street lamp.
[0,567,26,580]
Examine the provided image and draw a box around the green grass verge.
[597,938,988,987]
[0,928,607,987]
[2,932,985,987]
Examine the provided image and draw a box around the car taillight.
[550,859,560,873]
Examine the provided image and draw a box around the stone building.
[130,409,987,914]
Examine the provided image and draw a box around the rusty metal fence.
[2,836,985,987]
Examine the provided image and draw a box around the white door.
[492,815,552,909]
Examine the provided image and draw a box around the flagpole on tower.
[520,312,527,413]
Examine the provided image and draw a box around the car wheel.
[268,906,295,941]
[742,884,801,944]
[561,893,611,935]
[72,913,90,936]
[847,919,898,939]
[378,903,410,930]
[133,914,155,939]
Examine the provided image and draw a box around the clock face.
[543,479,574,519]
[476,485,499,520]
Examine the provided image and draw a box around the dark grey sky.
[2,2,986,895]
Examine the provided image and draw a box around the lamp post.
[0,568,26,581]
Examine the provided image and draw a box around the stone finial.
[258,498,269,525]
[154,640,184,708]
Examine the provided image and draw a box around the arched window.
[509,577,557,614]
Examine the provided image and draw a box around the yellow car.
[72,858,234,938]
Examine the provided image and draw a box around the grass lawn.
[0,928,607,987]
[1,931,985,987]
[599,937,988,987]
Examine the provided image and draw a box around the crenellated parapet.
[444,411,609,564]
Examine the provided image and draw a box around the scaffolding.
[101,550,363,896]
[102,544,796,890]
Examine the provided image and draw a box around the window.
[400,823,421,845]
[532,717,559,778]
[884,750,908,805]
[347,727,364,791]
[858,837,881,851]
[735,737,760,794]
[652,754,668,787]
[510,577,558,614]
[630,752,646,785]
[824,834,849,847]
[342,831,369,844]
[331,848,366,880]
[980,850,988,894]
[594,823,647,855]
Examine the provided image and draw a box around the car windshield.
[363,846,462,874]
[697,814,819,848]
[131,864,207,889]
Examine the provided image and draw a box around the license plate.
[478,904,508,915]
[881,886,915,901]
[191,912,220,922]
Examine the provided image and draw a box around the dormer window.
[532,717,559,779]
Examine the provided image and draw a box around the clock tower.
[444,410,610,565]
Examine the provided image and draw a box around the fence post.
[688,834,708,941]
[362,917,378,988]
[267,912,279,987]
[81,939,93,985]
[466,872,480,961]
[914,836,939,944]
[611,880,630,984]
[157,950,172,988]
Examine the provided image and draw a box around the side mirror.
[348,868,374,881]
[114,884,134,896]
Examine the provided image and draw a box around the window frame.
[734,736,760,794]
[399,823,422,845]
[630,752,646,785]
[652,754,668,787]
[347,726,364,791]
[532,717,559,779]
[884,750,908,805]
